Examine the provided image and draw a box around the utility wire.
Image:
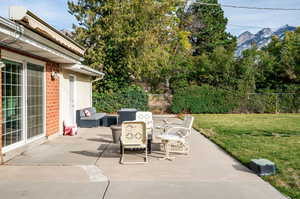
[193,2,300,11]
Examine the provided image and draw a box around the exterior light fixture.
[0,61,5,69]
[51,71,59,80]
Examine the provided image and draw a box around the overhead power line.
[194,2,300,11]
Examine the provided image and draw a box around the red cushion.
[84,109,91,117]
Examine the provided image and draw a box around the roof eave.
[62,63,105,77]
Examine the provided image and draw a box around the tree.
[185,0,236,55]
[68,0,187,93]
[193,46,237,89]
[264,29,300,89]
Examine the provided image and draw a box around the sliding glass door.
[1,60,24,147]
[27,63,44,139]
[1,60,45,151]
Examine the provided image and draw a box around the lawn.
[191,114,300,199]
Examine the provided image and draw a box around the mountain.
[236,25,296,56]
[237,31,254,44]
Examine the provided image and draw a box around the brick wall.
[46,62,60,136]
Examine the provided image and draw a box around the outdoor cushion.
[93,113,106,119]
[76,107,106,128]
[80,113,106,120]
[90,107,96,114]
[80,107,95,117]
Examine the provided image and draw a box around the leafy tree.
[235,28,300,94]
[264,29,300,89]
[68,0,188,93]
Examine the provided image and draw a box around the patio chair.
[135,111,153,136]
[120,121,148,164]
[156,115,192,134]
[157,115,194,160]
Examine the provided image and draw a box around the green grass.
[191,114,300,199]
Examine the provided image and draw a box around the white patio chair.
[156,115,192,135]
[120,121,148,164]
[157,115,194,160]
[136,111,153,136]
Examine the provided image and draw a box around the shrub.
[279,93,300,113]
[170,76,189,94]
[171,85,237,114]
[93,85,148,113]
[246,94,277,113]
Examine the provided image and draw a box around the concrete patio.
[0,117,286,199]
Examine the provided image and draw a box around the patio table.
[117,108,137,124]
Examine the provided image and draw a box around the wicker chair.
[120,121,148,164]
[157,116,194,160]
[136,111,153,136]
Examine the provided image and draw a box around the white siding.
[75,74,92,110]
[59,68,92,131]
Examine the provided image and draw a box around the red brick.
[46,62,60,136]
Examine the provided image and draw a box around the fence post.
[275,94,279,114]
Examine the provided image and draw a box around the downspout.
[92,75,104,83]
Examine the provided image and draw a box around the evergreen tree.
[185,0,236,55]
[192,46,236,88]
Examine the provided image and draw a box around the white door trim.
[69,74,76,125]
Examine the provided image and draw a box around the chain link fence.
[245,93,300,113]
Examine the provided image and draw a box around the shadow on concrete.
[70,142,166,160]
[97,134,112,138]
[232,164,254,174]
[86,138,112,143]
[70,150,100,158]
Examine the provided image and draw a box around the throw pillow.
[84,109,91,117]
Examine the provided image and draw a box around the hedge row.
[93,85,300,114]
[170,85,300,114]
[93,85,148,113]
[170,85,238,114]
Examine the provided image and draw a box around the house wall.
[59,68,92,130]
[0,49,61,157]
[75,74,93,109]
[46,62,60,137]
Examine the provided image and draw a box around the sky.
[0,0,299,36]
